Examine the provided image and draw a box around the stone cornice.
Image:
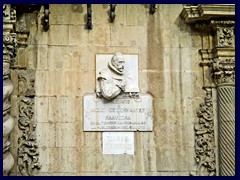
[181,4,235,24]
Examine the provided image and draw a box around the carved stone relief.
[3,4,41,175]
[96,52,140,100]
[84,52,153,133]
[18,97,41,175]
[17,70,41,175]
[181,5,235,176]
[194,88,216,176]
[217,27,234,47]
[3,4,18,175]
[97,52,127,100]
[18,70,36,97]
[212,59,235,85]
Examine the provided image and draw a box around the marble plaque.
[96,54,139,93]
[102,132,134,155]
[83,94,153,131]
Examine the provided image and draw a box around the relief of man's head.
[111,52,125,73]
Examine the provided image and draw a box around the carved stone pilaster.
[3,4,18,176]
[212,59,235,176]
[194,88,216,176]
[17,70,41,176]
[181,4,235,176]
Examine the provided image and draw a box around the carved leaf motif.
[18,71,36,96]
[212,59,235,84]
[195,88,216,176]
[18,97,41,175]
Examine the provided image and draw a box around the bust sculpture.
[97,52,127,100]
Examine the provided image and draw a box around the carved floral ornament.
[212,59,235,85]
[194,88,216,176]
[216,27,234,47]
[18,97,41,176]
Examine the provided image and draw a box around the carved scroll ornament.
[18,97,41,176]
[195,88,216,176]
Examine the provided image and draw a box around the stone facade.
[4,4,235,176]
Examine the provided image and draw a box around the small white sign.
[103,132,134,155]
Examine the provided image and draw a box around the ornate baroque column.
[3,4,18,175]
[180,5,235,176]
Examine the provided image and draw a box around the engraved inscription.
[83,94,153,131]
[103,132,134,155]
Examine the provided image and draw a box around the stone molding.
[180,4,235,24]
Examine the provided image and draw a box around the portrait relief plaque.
[83,53,153,131]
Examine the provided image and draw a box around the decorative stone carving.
[3,4,16,22]
[97,52,127,100]
[3,34,18,67]
[84,53,152,132]
[18,97,41,176]
[216,27,234,47]
[3,4,18,176]
[18,70,36,97]
[212,59,235,85]
[181,5,235,176]
[96,52,140,100]
[194,88,216,176]
[216,86,235,176]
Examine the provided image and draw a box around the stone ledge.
[181,4,235,23]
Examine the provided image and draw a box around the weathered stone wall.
[20,4,207,175]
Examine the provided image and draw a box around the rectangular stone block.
[56,123,76,147]
[35,96,48,123]
[48,25,69,45]
[38,147,61,173]
[126,5,148,26]
[48,46,69,69]
[37,45,48,70]
[25,45,37,69]
[49,4,71,25]
[36,122,56,147]
[110,25,147,47]
[60,148,77,173]
[47,70,65,95]
[35,70,48,96]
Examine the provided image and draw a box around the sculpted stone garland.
[3,4,17,175]
[195,88,216,176]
